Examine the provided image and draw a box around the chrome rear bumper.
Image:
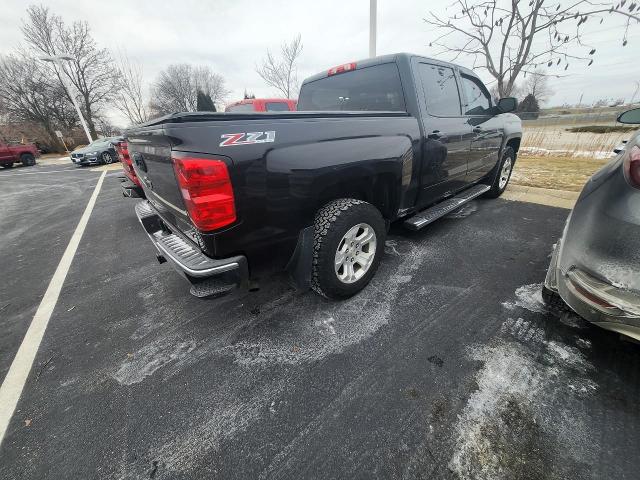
[135,201,248,297]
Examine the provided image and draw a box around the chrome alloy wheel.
[102,152,113,164]
[334,223,377,284]
[499,156,513,190]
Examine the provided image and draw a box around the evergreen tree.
[517,93,540,119]
[196,90,216,111]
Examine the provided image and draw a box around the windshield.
[297,63,406,112]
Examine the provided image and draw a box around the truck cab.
[0,140,40,168]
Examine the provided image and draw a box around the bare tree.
[426,0,640,97]
[149,64,230,116]
[256,34,303,98]
[21,4,118,137]
[523,67,554,104]
[113,52,149,125]
[0,53,76,146]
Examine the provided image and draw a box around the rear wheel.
[1,163,13,169]
[311,199,386,299]
[20,153,36,167]
[484,146,515,198]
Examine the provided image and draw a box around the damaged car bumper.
[546,244,640,340]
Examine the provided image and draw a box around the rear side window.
[227,103,255,112]
[417,63,462,116]
[297,63,406,111]
[461,75,491,115]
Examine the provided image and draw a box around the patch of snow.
[520,146,614,160]
[450,335,597,479]
[501,283,546,313]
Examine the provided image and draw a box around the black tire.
[484,146,515,198]
[311,199,386,299]
[101,152,114,164]
[1,163,14,169]
[20,153,36,167]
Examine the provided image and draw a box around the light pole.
[369,0,377,58]
[39,55,93,143]
[631,81,640,106]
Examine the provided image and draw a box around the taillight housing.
[172,156,236,231]
[115,141,142,187]
[115,141,130,164]
[623,145,640,189]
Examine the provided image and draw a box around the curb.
[502,184,579,210]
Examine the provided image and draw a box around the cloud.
[0,0,638,126]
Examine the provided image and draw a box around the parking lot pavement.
[1,168,640,480]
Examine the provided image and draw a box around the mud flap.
[286,226,314,290]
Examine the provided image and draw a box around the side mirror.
[497,97,518,113]
[617,108,640,124]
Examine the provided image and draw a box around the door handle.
[472,126,483,133]
[427,130,448,141]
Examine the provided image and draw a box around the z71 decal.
[219,131,276,147]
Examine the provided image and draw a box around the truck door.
[460,74,502,182]
[414,62,473,207]
[0,141,12,163]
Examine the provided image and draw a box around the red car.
[225,98,297,112]
[0,140,39,168]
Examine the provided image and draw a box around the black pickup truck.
[127,53,522,299]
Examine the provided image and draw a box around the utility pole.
[369,0,377,58]
[39,55,93,143]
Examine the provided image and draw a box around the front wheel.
[484,146,515,198]
[101,152,114,164]
[311,199,386,299]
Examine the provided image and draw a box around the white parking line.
[0,170,107,446]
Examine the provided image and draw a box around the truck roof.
[300,52,478,85]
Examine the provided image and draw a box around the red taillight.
[115,141,142,187]
[115,141,131,165]
[172,156,236,231]
[623,146,640,189]
[328,62,356,76]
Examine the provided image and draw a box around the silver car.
[544,107,640,340]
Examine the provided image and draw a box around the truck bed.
[126,112,420,276]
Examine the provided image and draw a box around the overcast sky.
[1,0,638,126]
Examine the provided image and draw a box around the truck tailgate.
[127,129,193,234]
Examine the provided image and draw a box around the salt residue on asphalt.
[113,338,197,385]
[445,201,478,219]
[450,336,597,479]
[501,283,546,313]
[220,238,432,366]
[450,283,599,479]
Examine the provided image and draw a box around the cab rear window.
[227,103,255,112]
[297,63,406,112]
[265,102,291,111]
